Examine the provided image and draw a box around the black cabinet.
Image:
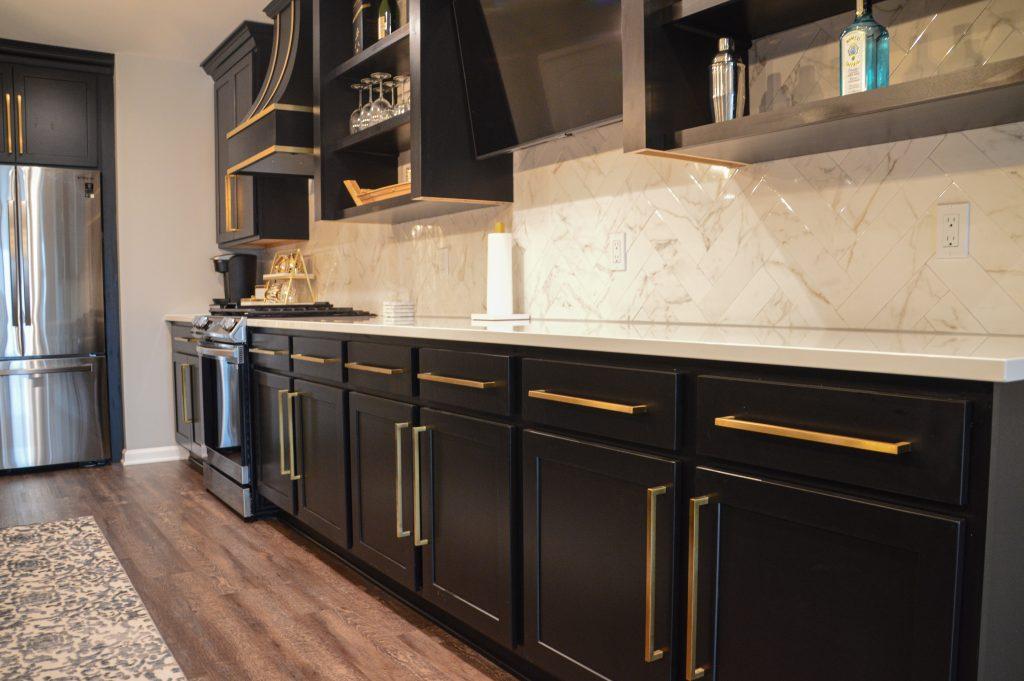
[254,369,295,513]
[418,409,515,646]
[688,466,963,681]
[348,392,419,589]
[522,430,678,681]
[293,379,349,547]
[172,352,199,449]
[5,64,98,167]
[202,22,308,248]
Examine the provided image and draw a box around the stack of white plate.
[381,300,415,324]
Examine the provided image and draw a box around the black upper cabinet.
[418,409,515,647]
[254,369,296,514]
[202,22,309,249]
[293,379,349,548]
[0,63,98,167]
[522,430,678,681]
[690,467,963,681]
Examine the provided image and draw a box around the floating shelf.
[668,56,1024,166]
[339,194,502,224]
[329,112,411,155]
[327,25,410,82]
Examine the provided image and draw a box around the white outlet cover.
[609,232,627,271]
[935,202,970,259]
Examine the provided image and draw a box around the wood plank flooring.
[0,462,517,681]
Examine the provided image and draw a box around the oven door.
[197,341,248,484]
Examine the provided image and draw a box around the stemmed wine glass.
[349,83,367,133]
[367,72,393,127]
[393,75,411,115]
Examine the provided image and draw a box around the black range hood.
[226,0,314,177]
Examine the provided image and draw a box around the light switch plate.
[609,232,627,271]
[935,202,970,259]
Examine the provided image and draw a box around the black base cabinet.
[522,430,678,681]
[690,466,963,681]
[254,369,295,513]
[293,379,348,548]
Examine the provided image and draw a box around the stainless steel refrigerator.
[0,165,108,471]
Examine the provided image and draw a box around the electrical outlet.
[609,232,627,271]
[936,202,970,259]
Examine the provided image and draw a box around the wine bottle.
[377,0,398,40]
[353,0,373,54]
[839,0,890,96]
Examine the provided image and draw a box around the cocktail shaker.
[710,37,746,122]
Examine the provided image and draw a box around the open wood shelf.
[326,24,410,82]
[328,112,411,155]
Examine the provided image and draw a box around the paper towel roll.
[486,230,514,317]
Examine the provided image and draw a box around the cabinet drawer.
[418,348,511,416]
[291,336,344,383]
[170,327,199,356]
[249,333,290,372]
[521,358,680,450]
[345,341,414,397]
[696,375,969,505]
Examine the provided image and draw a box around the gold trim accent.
[226,145,315,176]
[246,11,282,121]
[278,389,290,476]
[417,372,498,390]
[226,103,314,140]
[415,195,507,206]
[345,361,405,376]
[644,485,669,663]
[412,425,429,547]
[291,353,339,365]
[527,389,648,415]
[250,347,287,356]
[395,422,411,539]
[180,364,193,425]
[714,416,911,456]
[4,93,11,154]
[172,336,198,344]
[287,391,302,481]
[16,94,24,154]
[686,496,710,680]
[224,175,238,232]
[635,148,746,169]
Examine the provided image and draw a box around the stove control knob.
[221,318,237,331]
[194,316,210,329]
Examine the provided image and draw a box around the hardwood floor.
[0,462,517,681]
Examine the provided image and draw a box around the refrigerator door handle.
[0,364,93,377]
[18,198,29,327]
[6,198,18,329]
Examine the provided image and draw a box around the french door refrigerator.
[0,165,108,471]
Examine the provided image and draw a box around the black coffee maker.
[212,254,257,306]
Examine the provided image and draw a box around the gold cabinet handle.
[644,485,669,663]
[225,175,239,232]
[527,389,648,415]
[173,336,198,344]
[180,364,193,425]
[15,94,24,154]
[292,353,340,365]
[714,416,911,456]
[250,347,287,356]
[394,422,411,539]
[277,388,291,476]
[417,372,498,390]
[345,361,406,376]
[412,425,429,547]
[686,496,710,680]
[4,93,11,154]
[287,392,302,481]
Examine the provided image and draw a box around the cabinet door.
[523,430,678,681]
[172,353,194,445]
[186,354,204,452]
[419,409,514,647]
[293,380,349,548]
[348,392,418,589]
[688,466,963,681]
[253,370,295,513]
[215,57,257,245]
[0,65,13,164]
[12,65,97,167]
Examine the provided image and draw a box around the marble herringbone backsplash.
[290,0,1024,333]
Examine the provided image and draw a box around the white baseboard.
[121,445,189,466]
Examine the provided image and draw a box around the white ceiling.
[0,0,271,64]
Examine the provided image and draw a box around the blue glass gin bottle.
[839,0,889,96]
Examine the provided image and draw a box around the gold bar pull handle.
[686,496,710,681]
[345,361,406,376]
[225,175,238,232]
[15,94,24,154]
[292,353,340,365]
[287,392,302,481]
[277,388,291,476]
[714,416,911,456]
[394,422,411,539]
[250,347,287,356]
[412,425,429,547]
[180,364,193,425]
[644,485,669,663]
[417,372,498,390]
[4,93,11,154]
[527,389,647,415]
[173,336,198,344]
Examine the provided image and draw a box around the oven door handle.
[197,344,243,363]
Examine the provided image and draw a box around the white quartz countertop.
[164,313,1024,383]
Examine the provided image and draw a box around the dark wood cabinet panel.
[292,336,344,384]
[11,64,97,167]
[690,466,963,681]
[293,379,349,547]
[348,392,419,588]
[346,342,415,398]
[522,430,678,681]
[172,352,195,446]
[254,370,295,514]
[417,348,511,416]
[0,64,13,164]
[419,409,514,646]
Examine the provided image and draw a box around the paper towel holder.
[471,221,530,324]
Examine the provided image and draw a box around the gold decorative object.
[344,179,411,206]
[243,249,317,306]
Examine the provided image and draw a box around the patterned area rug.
[0,516,185,680]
